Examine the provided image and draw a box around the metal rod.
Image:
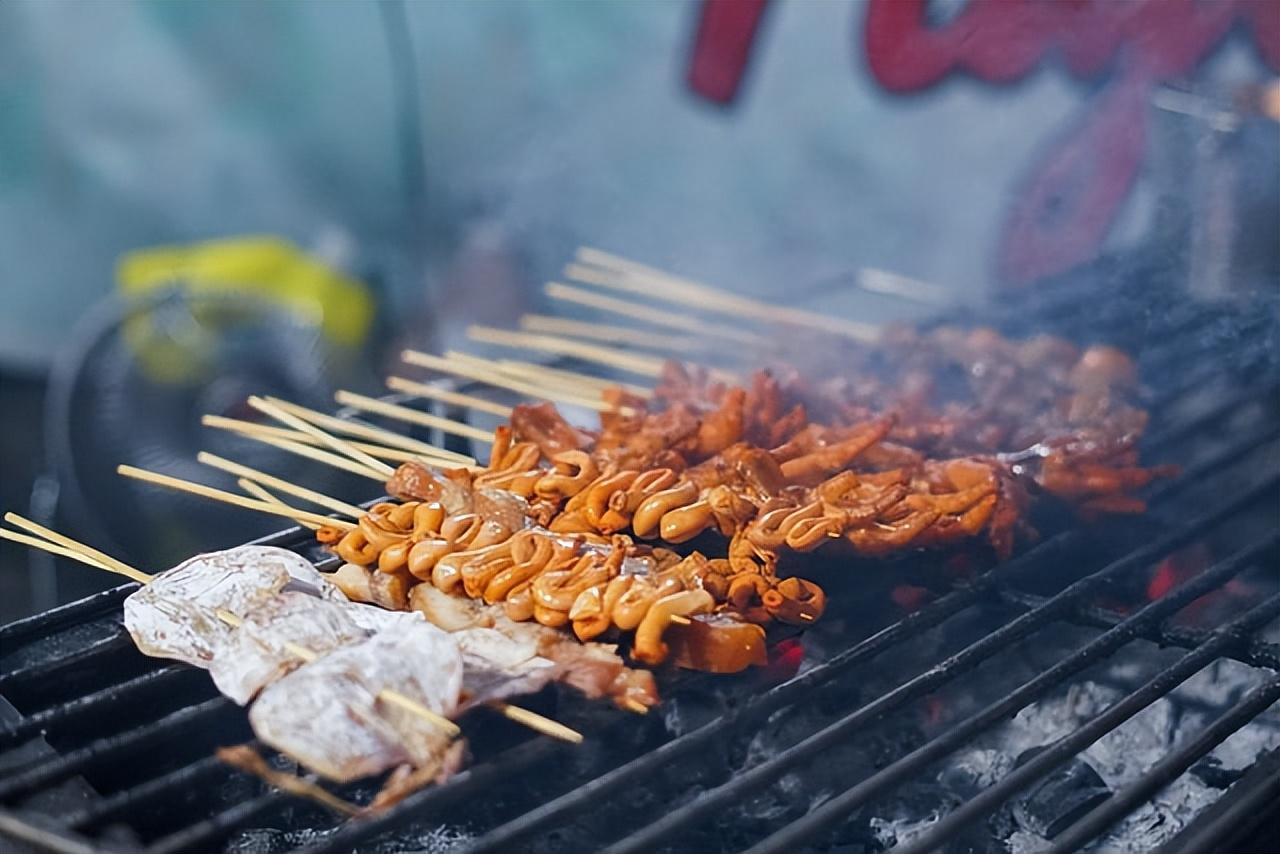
[1045,674,1280,853]
[461,456,1265,854]
[0,698,235,802]
[297,739,559,854]
[146,791,285,854]
[743,535,1278,854]
[997,587,1280,671]
[0,666,195,750]
[894,593,1280,854]
[64,748,254,832]
[599,479,1277,854]
[1154,746,1280,854]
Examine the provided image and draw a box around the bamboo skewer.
[520,311,710,354]
[203,415,475,467]
[248,397,396,478]
[444,351,622,406]
[335,391,497,445]
[493,358,654,400]
[443,351,648,417]
[0,528,117,568]
[237,479,320,531]
[385,376,515,418]
[568,247,880,342]
[198,453,367,519]
[262,398,476,465]
[464,326,668,378]
[402,350,617,413]
[4,516,583,744]
[856,268,950,305]
[117,465,358,531]
[496,357,612,391]
[231,433,389,482]
[4,513,152,583]
[542,282,762,347]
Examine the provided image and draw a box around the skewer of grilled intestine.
[651,336,1176,516]
[321,490,819,666]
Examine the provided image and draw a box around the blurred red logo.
[690,0,1279,285]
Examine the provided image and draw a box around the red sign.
[689,0,1280,285]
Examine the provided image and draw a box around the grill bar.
[0,666,194,750]
[0,812,99,854]
[460,459,1273,854]
[996,588,1280,671]
[1045,673,1280,853]
[0,289,1274,852]
[299,738,560,854]
[0,697,235,801]
[0,634,135,698]
[64,743,260,831]
[459,571,993,854]
[147,791,285,854]
[1141,385,1278,456]
[1156,746,1280,854]
[893,592,1280,854]
[742,534,1278,854]
[0,585,133,649]
[598,479,1277,854]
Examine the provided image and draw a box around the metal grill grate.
[1,284,1277,853]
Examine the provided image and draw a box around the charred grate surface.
[1,289,1278,853]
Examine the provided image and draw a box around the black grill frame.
[1,285,1278,854]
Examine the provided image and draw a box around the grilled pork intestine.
[123,546,347,668]
[653,330,1173,515]
[329,523,767,673]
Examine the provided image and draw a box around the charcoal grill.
[1,274,1278,854]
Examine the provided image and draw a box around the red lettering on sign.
[689,0,1280,286]
[688,0,771,105]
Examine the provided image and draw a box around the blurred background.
[0,0,1276,623]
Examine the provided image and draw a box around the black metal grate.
[1,283,1277,853]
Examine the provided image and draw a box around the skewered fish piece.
[123,545,345,668]
[207,594,420,704]
[249,619,465,784]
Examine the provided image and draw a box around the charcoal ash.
[1010,749,1111,838]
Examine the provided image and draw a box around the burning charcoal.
[1189,755,1244,789]
[937,749,1013,799]
[1011,748,1111,839]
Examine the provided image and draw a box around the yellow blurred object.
[115,236,375,383]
